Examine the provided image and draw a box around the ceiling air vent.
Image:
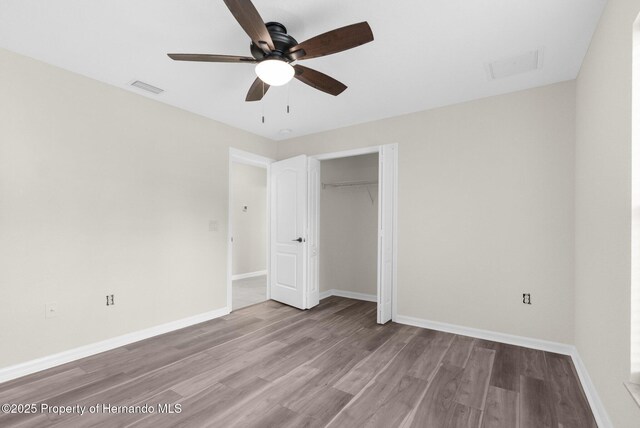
[130,80,164,95]
[486,49,544,80]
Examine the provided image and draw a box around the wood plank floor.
[0,297,597,428]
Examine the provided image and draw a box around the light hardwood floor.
[0,297,596,427]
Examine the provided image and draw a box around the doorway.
[319,153,379,303]
[228,149,272,311]
[312,144,397,323]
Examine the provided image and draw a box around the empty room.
[1,0,640,427]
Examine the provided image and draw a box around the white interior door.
[378,144,398,324]
[270,155,308,309]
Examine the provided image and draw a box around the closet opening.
[319,153,380,307]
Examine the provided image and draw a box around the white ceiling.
[0,0,606,141]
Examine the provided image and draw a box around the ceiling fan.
[168,0,374,102]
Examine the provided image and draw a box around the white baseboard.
[395,314,574,355]
[319,290,333,300]
[0,306,230,384]
[232,270,267,281]
[395,314,612,428]
[569,349,613,428]
[319,289,377,303]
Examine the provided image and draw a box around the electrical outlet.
[45,302,58,319]
[522,293,531,305]
[209,220,218,232]
[106,294,115,306]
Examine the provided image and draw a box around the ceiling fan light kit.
[255,58,294,86]
[168,0,374,102]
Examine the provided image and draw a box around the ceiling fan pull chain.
[287,84,291,114]
[261,82,266,124]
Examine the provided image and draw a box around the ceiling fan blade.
[293,65,347,96]
[223,0,274,52]
[288,22,373,60]
[168,53,257,63]
[246,77,270,102]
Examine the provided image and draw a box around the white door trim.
[228,148,274,311]
[378,144,398,323]
[312,146,380,161]
[391,145,399,322]
[310,143,399,322]
[307,157,321,309]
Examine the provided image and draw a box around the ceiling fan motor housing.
[250,22,298,62]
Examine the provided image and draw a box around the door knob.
[292,237,304,243]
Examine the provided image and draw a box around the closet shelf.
[321,180,378,189]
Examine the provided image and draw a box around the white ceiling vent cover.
[486,49,544,80]
[130,80,164,95]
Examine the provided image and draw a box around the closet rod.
[321,180,378,189]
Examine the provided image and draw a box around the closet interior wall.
[320,153,379,297]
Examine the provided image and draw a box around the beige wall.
[279,81,577,344]
[231,163,267,276]
[574,0,640,426]
[0,48,274,368]
[320,154,378,296]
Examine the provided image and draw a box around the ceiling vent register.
[130,80,164,95]
[486,49,544,80]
